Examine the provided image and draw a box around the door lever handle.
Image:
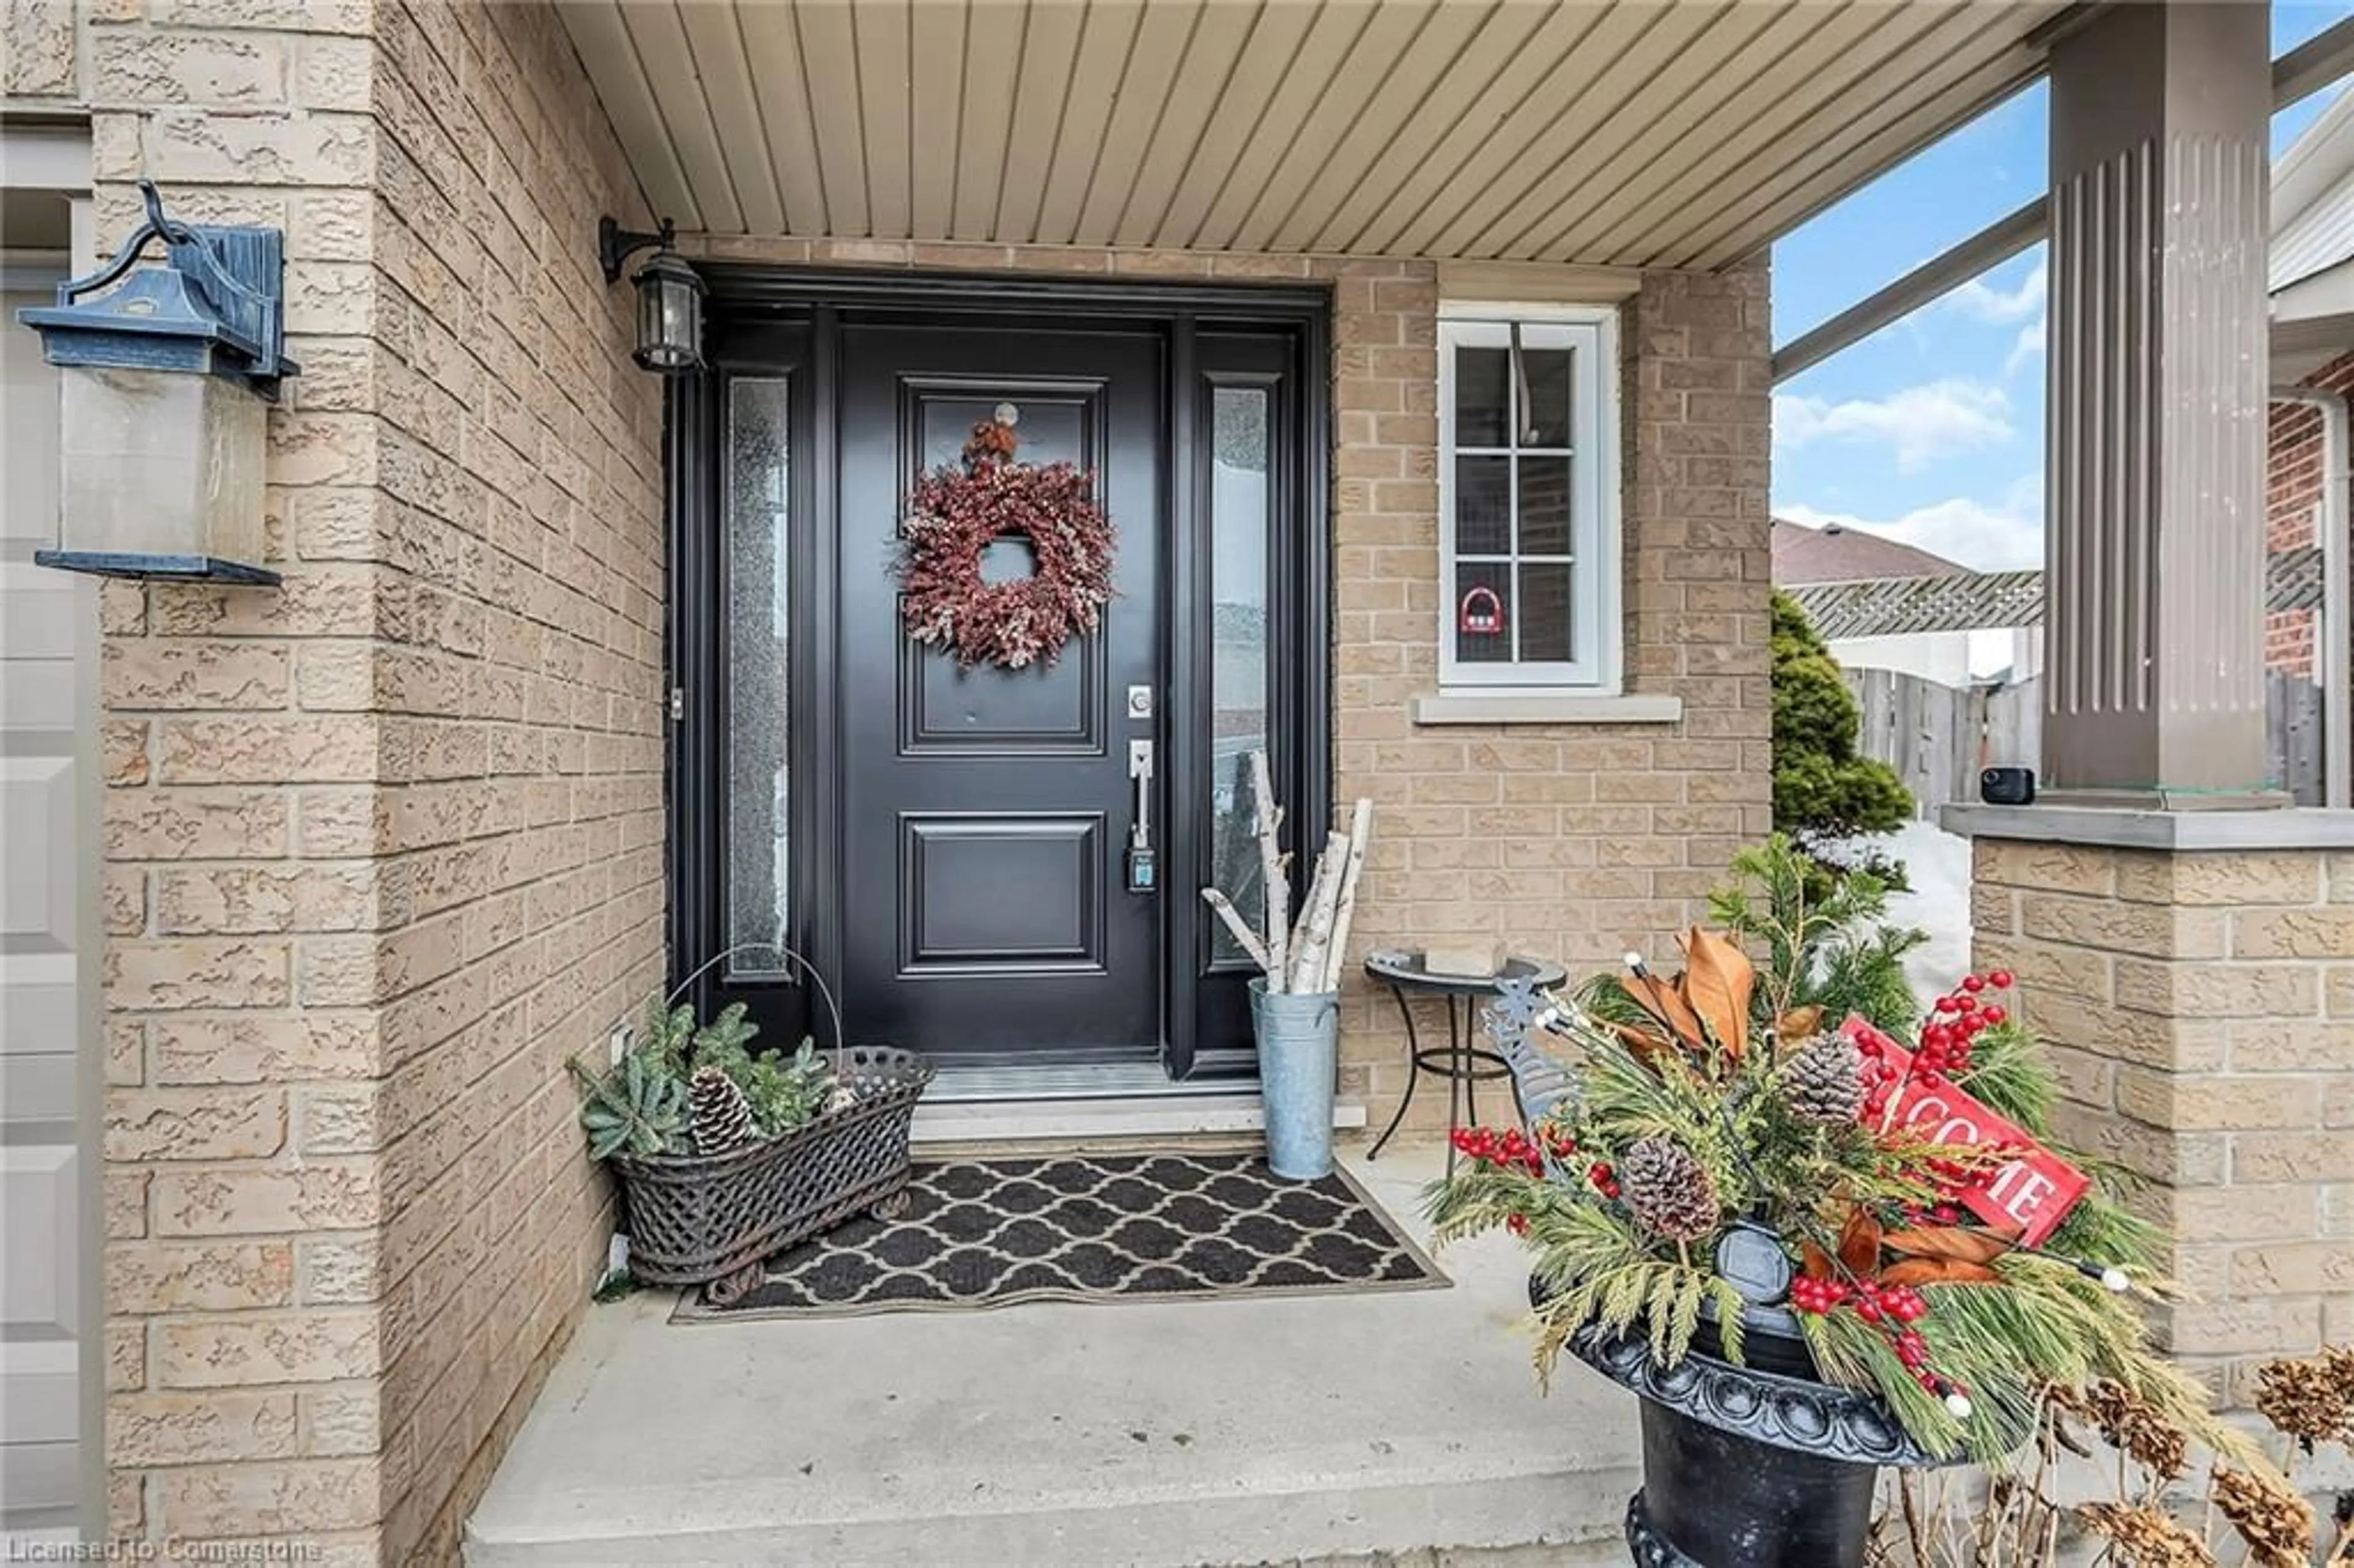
[1127,738,1154,851]
[1126,739,1157,894]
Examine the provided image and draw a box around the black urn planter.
[1536,1231,1961,1568]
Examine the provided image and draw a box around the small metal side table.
[1363,950,1568,1173]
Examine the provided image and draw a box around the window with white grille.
[1438,308,1620,690]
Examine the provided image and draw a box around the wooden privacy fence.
[1842,668,2323,813]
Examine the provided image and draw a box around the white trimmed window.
[1437,307,1620,690]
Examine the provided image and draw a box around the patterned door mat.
[672,1151,1447,1321]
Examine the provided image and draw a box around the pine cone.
[1615,1138,1720,1244]
[1785,1033,1864,1124]
[689,1065,757,1155]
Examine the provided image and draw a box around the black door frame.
[665,267,1332,1081]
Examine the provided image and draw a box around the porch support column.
[1943,3,2354,1412]
[2043,2,2277,804]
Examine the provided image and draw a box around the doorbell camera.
[1981,766,2035,806]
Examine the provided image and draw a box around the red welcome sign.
[1840,1016,2089,1247]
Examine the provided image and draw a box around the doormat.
[671,1151,1447,1321]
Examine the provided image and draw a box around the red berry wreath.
[897,416,1116,669]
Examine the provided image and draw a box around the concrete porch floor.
[463,1141,1640,1567]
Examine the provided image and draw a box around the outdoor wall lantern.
[599,216,704,374]
[16,181,296,587]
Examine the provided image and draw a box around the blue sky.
[1770,4,2353,571]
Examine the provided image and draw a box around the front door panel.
[838,324,1164,1059]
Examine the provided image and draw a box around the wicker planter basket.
[611,1046,933,1304]
[598,944,932,1306]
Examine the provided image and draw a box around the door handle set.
[1126,737,1157,893]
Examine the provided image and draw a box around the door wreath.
[897,408,1115,670]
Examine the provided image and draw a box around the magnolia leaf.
[1838,1208,1883,1279]
[1883,1225,2019,1267]
[1679,927,1753,1060]
[1801,1239,1835,1281]
[1603,1018,1675,1064]
[1774,1005,1825,1045]
[1622,970,1708,1054]
[1879,1257,2002,1287]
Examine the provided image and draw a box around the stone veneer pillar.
[1952,806,2354,1403]
[2042,2,2275,801]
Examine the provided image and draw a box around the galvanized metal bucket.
[1248,977,1338,1179]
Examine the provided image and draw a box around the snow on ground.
[1866,818,1976,999]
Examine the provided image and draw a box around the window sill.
[1410,691,1685,726]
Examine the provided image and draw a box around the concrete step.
[913,1092,1368,1151]
[465,1144,1640,1568]
[465,1458,1633,1566]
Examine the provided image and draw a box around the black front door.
[837,324,1164,1060]
[671,273,1331,1086]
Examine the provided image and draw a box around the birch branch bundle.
[1320,796,1374,995]
[1285,830,1349,995]
[1200,749,1374,995]
[1250,749,1289,989]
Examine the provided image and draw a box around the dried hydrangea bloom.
[2075,1502,2214,1568]
[2210,1466,2315,1568]
[2047,1380,2190,1480]
[2254,1353,2353,1449]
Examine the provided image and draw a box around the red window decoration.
[1457,584,1506,637]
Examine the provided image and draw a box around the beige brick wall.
[684,235,1774,1131]
[1972,837,2354,1402]
[75,8,1767,1555]
[87,2,662,1561]
[1334,263,1773,1123]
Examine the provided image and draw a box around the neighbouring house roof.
[559,1,2062,270]
[2271,86,2354,379]
[2272,86,2354,293]
[1770,518,1971,587]
[1788,547,2328,639]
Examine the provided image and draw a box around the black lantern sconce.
[16,181,299,586]
[599,216,704,374]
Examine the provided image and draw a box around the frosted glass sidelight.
[726,378,791,976]
[1209,386,1270,964]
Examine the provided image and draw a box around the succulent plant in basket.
[1426,837,2269,1568]
[571,946,935,1306]
[573,997,839,1160]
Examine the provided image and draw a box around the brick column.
[1960,813,2354,1402]
[83,2,664,1561]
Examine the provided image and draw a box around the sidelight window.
[1208,382,1271,964]
[1438,310,1620,690]
[725,376,791,976]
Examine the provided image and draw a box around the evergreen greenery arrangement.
[1428,837,2267,1485]
[1770,589,1914,889]
[573,995,839,1163]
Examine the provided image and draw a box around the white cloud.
[1772,378,2015,472]
[2003,317,2044,378]
[1778,478,2044,574]
[1937,257,2047,381]
[1942,259,2045,325]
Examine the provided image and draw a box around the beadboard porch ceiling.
[554,0,2070,271]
